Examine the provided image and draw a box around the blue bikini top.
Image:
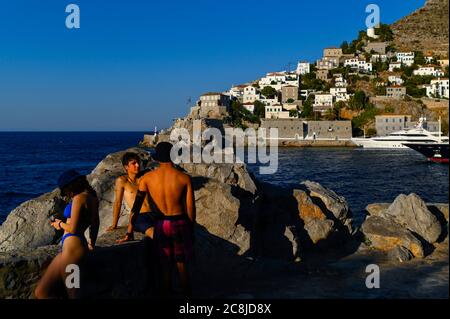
[63,202,72,218]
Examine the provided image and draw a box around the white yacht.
[352,118,449,149]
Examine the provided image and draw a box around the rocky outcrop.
[361,194,447,261]
[0,190,66,253]
[361,215,425,258]
[384,194,442,244]
[391,0,449,56]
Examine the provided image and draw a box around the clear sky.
[0,0,425,131]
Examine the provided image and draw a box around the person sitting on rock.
[35,170,99,299]
[107,152,158,240]
[118,142,196,298]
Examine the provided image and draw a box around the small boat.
[403,143,449,163]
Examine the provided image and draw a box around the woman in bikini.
[34,169,99,299]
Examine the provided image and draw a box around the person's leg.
[145,227,154,239]
[176,261,191,298]
[34,253,64,299]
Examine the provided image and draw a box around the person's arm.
[117,179,147,243]
[185,176,196,224]
[55,194,83,234]
[107,178,125,231]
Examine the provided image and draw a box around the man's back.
[141,165,191,217]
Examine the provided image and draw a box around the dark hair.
[62,176,97,198]
[121,152,141,166]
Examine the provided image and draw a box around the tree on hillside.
[261,86,278,99]
[253,100,266,118]
[377,24,394,42]
[348,90,368,111]
[414,51,426,65]
[302,95,314,118]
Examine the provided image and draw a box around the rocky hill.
[391,0,449,57]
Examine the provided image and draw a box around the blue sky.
[0,0,424,131]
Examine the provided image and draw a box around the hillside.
[391,0,449,57]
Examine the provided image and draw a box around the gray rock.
[365,203,390,216]
[361,215,425,258]
[0,190,66,252]
[193,178,251,255]
[180,162,257,194]
[301,180,350,222]
[304,219,335,244]
[385,193,442,244]
[388,246,414,263]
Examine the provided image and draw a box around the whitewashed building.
[265,105,294,119]
[330,87,350,102]
[296,62,310,75]
[396,52,415,67]
[413,66,445,77]
[425,78,449,99]
[243,85,260,103]
[371,54,388,63]
[388,75,404,86]
[313,93,333,114]
[389,62,402,72]
[333,73,347,87]
[344,58,372,73]
[316,57,338,70]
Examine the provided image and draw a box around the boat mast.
[438,116,441,143]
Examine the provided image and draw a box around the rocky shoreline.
[0,147,448,299]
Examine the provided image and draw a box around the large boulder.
[192,178,252,255]
[0,190,66,253]
[361,215,425,258]
[384,194,442,244]
[301,181,351,223]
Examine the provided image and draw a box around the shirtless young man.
[107,152,157,239]
[119,142,196,298]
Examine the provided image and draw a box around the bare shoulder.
[116,175,127,185]
[177,169,192,184]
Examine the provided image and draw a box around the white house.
[260,96,279,106]
[413,66,445,77]
[344,59,372,73]
[425,78,449,99]
[296,62,310,75]
[313,93,333,113]
[264,104,294,119]
[259,72,286,86]
[438,59,449,68]
[330,87,350,102]
[333,73,347,87]
[300,89,315,99]
[389,62,402,72]
[371,54,388,63]
[396,52,415,67]
[316,57,338,70]
[425,55,435,64]
[243,85,260,103]
[388,75,404,85]
[229,85,247,99]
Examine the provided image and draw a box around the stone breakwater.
[139,118,357,148]
[0,147,448,298]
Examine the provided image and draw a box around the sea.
[0,132,448,225]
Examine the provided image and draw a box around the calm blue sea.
[0,132,448,225]
[0,132,148,223]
